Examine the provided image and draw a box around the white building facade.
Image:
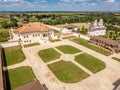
[62,24,78,33]
[88,19,106,36]
[12,22,54,44]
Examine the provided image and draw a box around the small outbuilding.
[62,24,78,33]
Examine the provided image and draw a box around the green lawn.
[48,60,89,83]
[8,66,36,90]
[75,53,105,73]
[38,48,61,62]
[51,39,61,42]
[70,38,112,56]
[54,30,60,34]
[4,46,26,66]
[56,45,81,54]
[24,42,40,48]
[63,36,76,39]
[112,57,120,62]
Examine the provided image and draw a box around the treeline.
[105,25,120,40]
[0,30,10,42]
[1,18,18,29]
[1,12,120,28]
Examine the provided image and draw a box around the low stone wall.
[80,34,90,40]
[0,41,20,48]
[0,46,4,90]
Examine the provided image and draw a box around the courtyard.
[4,39,120,90]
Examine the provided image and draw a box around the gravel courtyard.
[7,39,120,90]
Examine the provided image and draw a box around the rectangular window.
[43,34,45,37]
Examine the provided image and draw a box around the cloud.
[0,0,23,2]
[90,3,96,6]
[99,0,115,3]
[105,0,115,3]
[61,0,88,2]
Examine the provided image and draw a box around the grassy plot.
[56,45,81,54]
[38,48,61,62]
[4,46,26,66]
[48,60,89,83]
[54,30,61,34]
[112,57,120,62]
[62,36,76,39]
[75,53,105,73]
[70,38,112,56]
[8,66,36,90]
[51,39,61,42]
[24,42,40,48]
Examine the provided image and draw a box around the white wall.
[88,30,106,36]
[12,30,54,44]
[47,25,61,31]
[1,41,20,48]
[80,34,90,40]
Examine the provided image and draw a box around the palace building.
[11,22,54,44]
[88,19,106,36]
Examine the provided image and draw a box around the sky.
[0,0,120,11]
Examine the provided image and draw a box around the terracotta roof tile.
[91,36,120,46]
[16,80,44,90]
[13,22,53,34]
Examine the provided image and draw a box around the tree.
[1,21,11,29]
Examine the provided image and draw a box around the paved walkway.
[5,39,120,90]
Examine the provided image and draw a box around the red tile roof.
[13,22,53,34]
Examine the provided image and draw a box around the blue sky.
[0,0,120,11]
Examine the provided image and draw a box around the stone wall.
[0,46,4,90]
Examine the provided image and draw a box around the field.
[48,60,89,83]
[4,46,26,66]
[53,23,89,29]
[8,66,36,90]
[75,53,105,73]
[38,48,61,62]
[56,45,81,54]
[70,38,112,56]
[0,17,10,22]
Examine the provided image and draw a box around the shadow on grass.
[2,48,11,90]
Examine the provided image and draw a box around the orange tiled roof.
[13,22,53,34]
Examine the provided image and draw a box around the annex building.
[62,24,78,33]
[11,22,54,44]
[88,19,106,36]
[90,36,120,53]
